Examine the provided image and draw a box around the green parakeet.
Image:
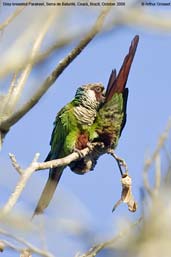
[70,35,139,173]
[33,35,139,215]
[34,83,105,215]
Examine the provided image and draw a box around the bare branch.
[2,6,171,78]
[0,5,111,132]
[77,217,142,257]
[4,13,56,116]
[143,118,171,196]
[0,239,23,253]
[36,147,93,171]
[36,32,82,63]
[0,228,54,257]
[0,1,28,31]
[1,5,170,134]
[0,32,82,77]
[32,153,40,163]
[118,8,171,32]
[2,153,40,215]
[0,73,18,117]
[154,154,161,194]
[108,149,129,176]
[9,153,23,175]
[2,143,102,214]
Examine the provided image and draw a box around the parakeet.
[34,83,105,215]
[70,35,139,173]
[33,35,139,215]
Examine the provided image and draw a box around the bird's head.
[75,83,105,109]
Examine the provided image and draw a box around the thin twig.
[1,6,171,78]
[6,13,55,114]
[0,5,111,132]
[0,228,54,257]
[0,239,23,253]
[108,149,129,176]
[0,14,55,142]
[0,73,18,117]
[2,154,40,215]
[0,32,82,76]
[9,153,23,175]
[143,118,171,196]
[154,154,161,194]
[118,8,171,32]
[2,143,100,214]
[77,217,142,257]
[0,0,29,31]
[35,30,84,64]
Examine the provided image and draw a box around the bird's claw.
[86,142,94,151]
[74,148,84,159]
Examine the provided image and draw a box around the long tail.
[105,35,139,102]
[105,35,139,135]
[33,167,64,217]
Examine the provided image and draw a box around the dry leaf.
[112,174,137,212]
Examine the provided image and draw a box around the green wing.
[89,92,125,148]
[45,107,67,161]
[47,102,80,161]
[89,35,139,148]
[47,110,65,160]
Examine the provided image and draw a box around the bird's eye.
[95,86,102,93]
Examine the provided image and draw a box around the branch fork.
[1,143,101,215]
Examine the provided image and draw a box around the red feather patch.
[75,133,89,150]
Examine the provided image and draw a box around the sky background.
[0,1,171,256]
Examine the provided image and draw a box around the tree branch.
[0,0,29,31]
[9,153,23,175]
[143,118,171,196]
[77,217,142,257]
[2,153,40,215]
[2,5,171,78]
[0,13,55,136]
[9,13,55,107]
[0,239,23,253]
[118,8,171,32]
[0,5,111,132]
[0,228,54,257]
[2,143,101,215]
[0,73,17,118]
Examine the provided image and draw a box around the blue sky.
[0,4,171,256]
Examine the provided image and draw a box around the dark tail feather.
[105,69,117,98]
[32,167,63,217]
[105,35,139,102]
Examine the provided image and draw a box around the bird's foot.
[74,148,84,159]
[86,142,93,151]
[107,149,128,176]
[93,142,105,148]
